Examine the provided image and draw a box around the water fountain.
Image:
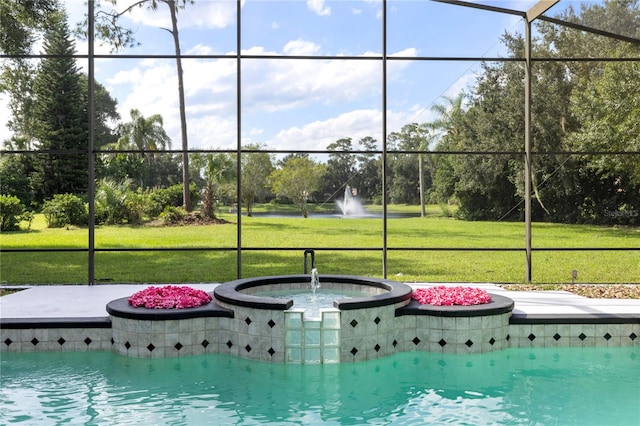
[336,185,366,216]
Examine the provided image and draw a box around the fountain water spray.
[336,185,366,216]
[310,268,320,296]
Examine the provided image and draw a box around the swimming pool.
[1,347,638,425]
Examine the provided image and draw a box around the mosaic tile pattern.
[2,309,639,361]
[1,328,112,353]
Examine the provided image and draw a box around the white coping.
[1,282,639,320]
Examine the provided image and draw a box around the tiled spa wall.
[2,327,112,353]
[398,313,512,355]
[506,323,639,348]
[110,316,228,358]
[3,314,639,359]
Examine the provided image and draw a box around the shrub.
[42,194,87,228]
[159,205,186,225]
[0,194,24,231]
[20,211,35,230]
[146,183,198,218]
[94,179,145,225]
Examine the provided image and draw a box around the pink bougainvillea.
[412,285,491,306]
[128,285,212,309]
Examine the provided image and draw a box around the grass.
[1,206,638,285]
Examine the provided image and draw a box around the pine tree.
[31,10,88,202]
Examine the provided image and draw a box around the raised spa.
[213,274,414,363]
[106,274,515,363]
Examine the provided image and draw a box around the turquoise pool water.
[1,347,638,425]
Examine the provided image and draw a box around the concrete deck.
[1,283,639,321]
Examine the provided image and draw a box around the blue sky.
[2,0,577,152]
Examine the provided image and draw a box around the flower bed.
[128,285,212,309]
[412,286,491,306]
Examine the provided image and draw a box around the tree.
[0,136,36,205]
[31,9,88,203]
[569,50,640,185]
[353,136,382,203]
[113,109,172,188]
[268,157,326,218]
[192,152,235,219]
[436,0,640,223]
[430,94,465,205]
[89,0,194,211]
[78,74,120,150]
[319,138,357,204]
[387,123,435,215]
[0,0,59,144]
[241,144,274,217]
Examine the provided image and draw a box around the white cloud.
[306,0,331,16]
[258,107,420,152]
[283,39,322,56]
[105,54,238,150]
[107,0,236,30]
[266,109,380,151]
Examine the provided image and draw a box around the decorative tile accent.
[6,292,636,361]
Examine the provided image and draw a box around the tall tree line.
[429,0,639,225]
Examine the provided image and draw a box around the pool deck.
[1,283,639,322]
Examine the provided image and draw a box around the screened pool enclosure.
[1,0,638,285]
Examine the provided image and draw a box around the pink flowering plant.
[128,285,212,309]
[412,285,491,306]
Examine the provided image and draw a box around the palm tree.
[90,0,192,210]
[192,152,235,219]
[431,93,464,138]
[115,108,172,188]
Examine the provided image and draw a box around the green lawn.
[1,208,638,285]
